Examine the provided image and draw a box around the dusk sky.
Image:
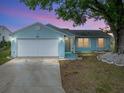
[0,0,107,32]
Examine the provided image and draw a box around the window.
[98,38,104,48]
[78,38,90,48]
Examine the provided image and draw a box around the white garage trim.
[17,38,59,57]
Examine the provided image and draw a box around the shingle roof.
[46,24,74,36]
[68,30,111,37]
[46,24,111,37]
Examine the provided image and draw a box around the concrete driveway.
[0,58,65,93]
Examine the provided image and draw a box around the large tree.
[21,0,124,53]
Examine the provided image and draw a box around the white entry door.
[17,39,59,57]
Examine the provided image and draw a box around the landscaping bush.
[0,41,11,65]
[0,41,10,50]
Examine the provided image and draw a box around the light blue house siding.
[75,37,111,53]
[11,23,111,59]
[11,23,65,58]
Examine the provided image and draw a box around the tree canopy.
[21,0,124,28]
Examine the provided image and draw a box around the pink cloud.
[0,6,108,30]
[0,6,55,20]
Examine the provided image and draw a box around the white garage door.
[17,39,59,57]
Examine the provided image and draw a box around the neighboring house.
[11,23,111,59]
[0,25,12,42]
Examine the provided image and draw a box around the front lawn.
[60,56,124,93]
[0,42,11,65]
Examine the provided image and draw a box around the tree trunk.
[114,27,124,54]
[118,28,124,54]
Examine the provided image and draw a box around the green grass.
[60,56,124,93]
[78,53,97,57]
[0,47,11,65]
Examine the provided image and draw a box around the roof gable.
[13,22,44,34]
[13,22,65,36]
[13,22,64,36]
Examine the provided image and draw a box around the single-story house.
[11,22,111,59]
[0,25,12,42]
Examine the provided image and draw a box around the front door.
[65,37,71,52]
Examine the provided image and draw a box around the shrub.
[0,41,10,50]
